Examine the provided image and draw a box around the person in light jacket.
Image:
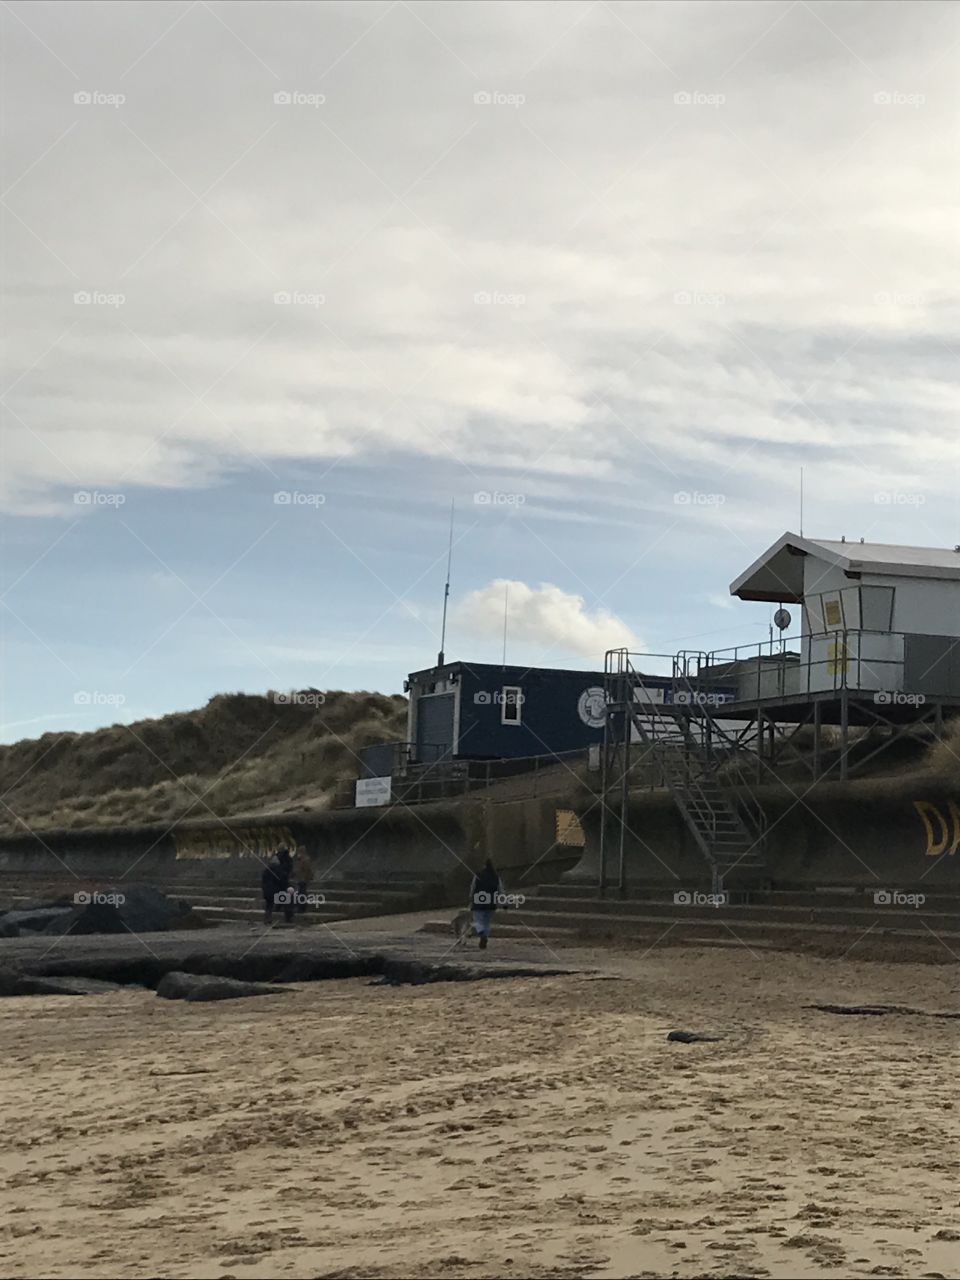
[292,845,313,913]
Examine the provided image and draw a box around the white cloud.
[454,578,640,661]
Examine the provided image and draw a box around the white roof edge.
[728,531,849,597]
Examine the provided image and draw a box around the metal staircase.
[601,649,766,895]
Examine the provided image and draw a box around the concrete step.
[503,906,960,943]
[516,893,955,930]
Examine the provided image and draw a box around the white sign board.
[355,776,392,807]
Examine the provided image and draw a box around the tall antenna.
[799,466,804,537]
[437,499,455,667]
[501,581,509,667]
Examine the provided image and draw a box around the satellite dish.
[773,608,792,632]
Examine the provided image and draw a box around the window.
[501,686,523,725]
[860,586,895,631]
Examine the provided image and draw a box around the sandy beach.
[1,942,958,1280]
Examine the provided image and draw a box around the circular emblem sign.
[577,686,607,729]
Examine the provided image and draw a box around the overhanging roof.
[730,532,960,603]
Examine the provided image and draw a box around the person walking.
[292,844,313,913]
[261,846,294,924]
[470,858,502,950]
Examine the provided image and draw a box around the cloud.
[453,579,640,661]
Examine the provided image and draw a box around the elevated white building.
[728,533,960,699]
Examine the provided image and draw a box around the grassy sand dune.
[0,691,407,835]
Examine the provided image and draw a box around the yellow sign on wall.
[174,825,298,861]
[913,800,960,857]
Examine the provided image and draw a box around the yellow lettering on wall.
[913,800,951,855]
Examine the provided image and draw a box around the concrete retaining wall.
[0,795,580,899]
[569,774,960,890]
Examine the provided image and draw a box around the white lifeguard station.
[729,533,960,701]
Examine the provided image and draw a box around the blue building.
[403,660,669,762]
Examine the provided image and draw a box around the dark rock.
[156,971,290,1002]
[0,965,118,996]
[3,906,75,932]
[0,918,20,938]
[667,1030,725,1043]
[42,885,202,937]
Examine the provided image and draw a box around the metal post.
[839,689,849,782]
[813,699,821,780]
[617,683,630,896]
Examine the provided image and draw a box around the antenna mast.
[501,582,509,667]
[800,466,804,537]
[437,499,454,667]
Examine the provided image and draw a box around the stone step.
[517,894,953,929]
[503,905,960,941]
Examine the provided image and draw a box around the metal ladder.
[606,650,766,895]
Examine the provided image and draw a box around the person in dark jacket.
[470,858,502,950]
[262,847,294,924]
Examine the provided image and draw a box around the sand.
[1,943,958,1279]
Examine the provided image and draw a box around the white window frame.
[500,686,523,725]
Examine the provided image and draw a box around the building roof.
[730,532,960,603]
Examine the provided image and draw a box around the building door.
[416,692,455,761]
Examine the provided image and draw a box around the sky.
[2,0,958,742]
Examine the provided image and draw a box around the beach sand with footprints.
[1,943,958,1279]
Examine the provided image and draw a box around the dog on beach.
[451,909,473,945]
